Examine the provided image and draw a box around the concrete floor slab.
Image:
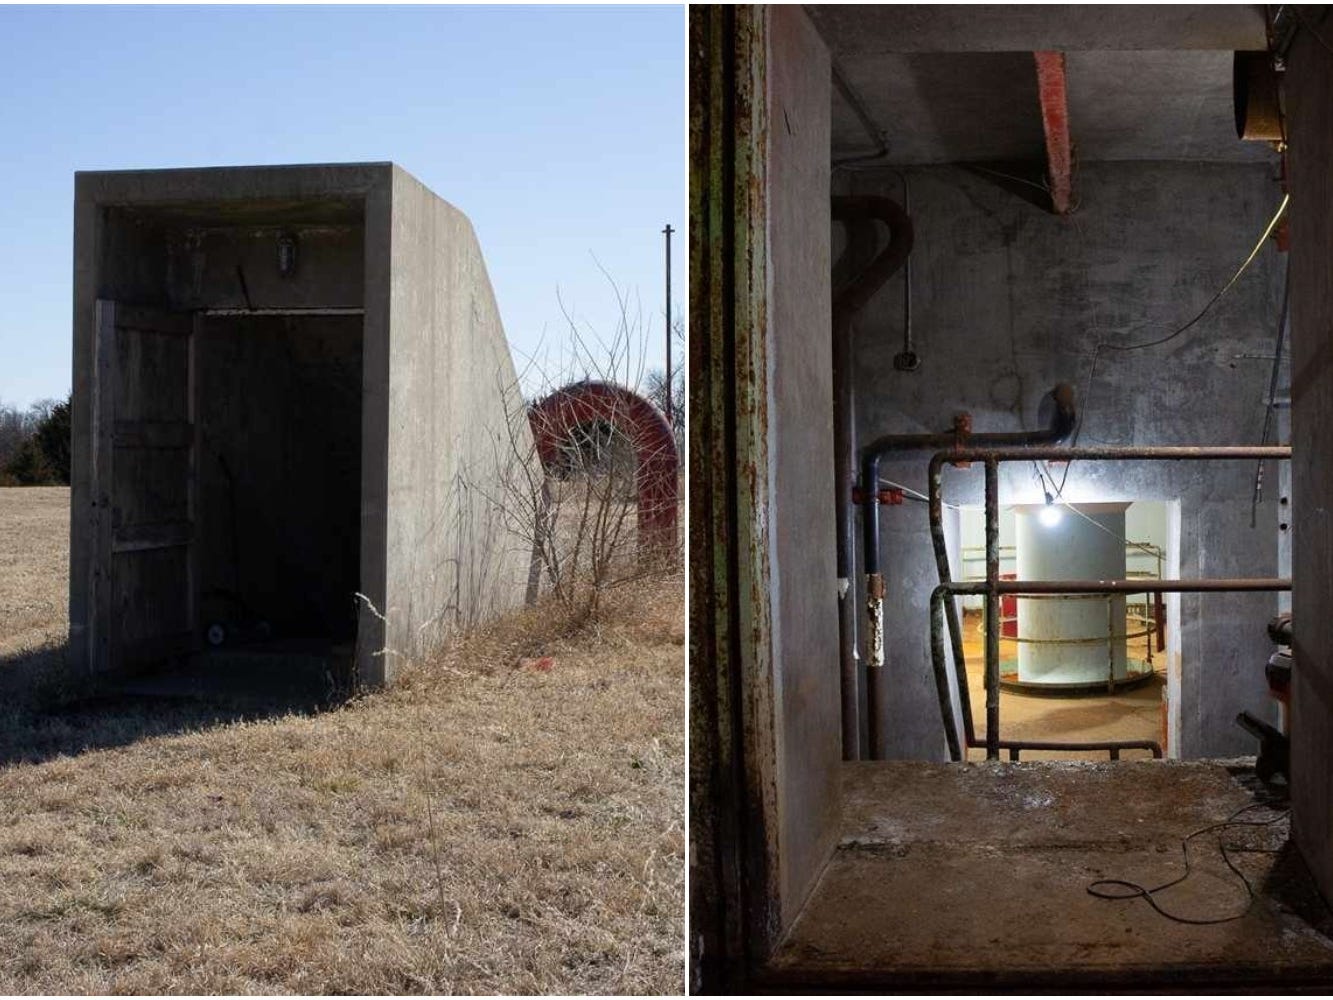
[764,761,1333,989]
[109,642,346,708]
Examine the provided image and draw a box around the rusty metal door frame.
[689,4,783,992]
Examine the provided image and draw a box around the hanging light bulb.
[1040,490,1063,527]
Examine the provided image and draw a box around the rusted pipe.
[832,196,913,760]
[528,380,679,561]
[984,459,1001,759]
[949,577,1291,595]
[862,384,1077,468]
[928,583,962,760]
[936,444,1290,465]
[1000,739,1162,760]
[928,458,975,749]
[860,384,1075,759]
[862,385,1075,637]
[863,384,1071,757]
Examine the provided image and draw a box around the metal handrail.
[921,444,1292,762]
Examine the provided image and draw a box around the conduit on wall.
[860,384,1078,758]
[831,196,914,759]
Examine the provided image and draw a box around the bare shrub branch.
[470,275,681,625]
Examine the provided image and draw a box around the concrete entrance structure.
[70,163,532,689]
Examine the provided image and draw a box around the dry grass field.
[0,487,68,664]
[0,488,685,994]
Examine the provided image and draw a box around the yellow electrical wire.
[1052,192,1291,496]
[1102,193,1290,354]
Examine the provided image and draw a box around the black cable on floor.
[1086,802,1290,925]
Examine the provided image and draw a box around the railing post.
[1107,595,1116,695]
[985,458,1000,760]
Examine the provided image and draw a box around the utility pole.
[663,223,674,426]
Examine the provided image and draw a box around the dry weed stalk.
[480,272,680,626]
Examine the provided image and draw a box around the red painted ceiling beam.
[1033,51,1073,215]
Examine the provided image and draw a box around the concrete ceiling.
[810,5,1278,165]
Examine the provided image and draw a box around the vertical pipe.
[984,459,1000,760]
[928,455,976,746]
[903,178,912,357]
[862,453,882,759]
[663,223,674,427]
[1107,596,1116,694]
[831,200,912,761]
[930,587,963,761]
[834,313,860,759]
[862,454,883,634]
[1146,588,1155,665]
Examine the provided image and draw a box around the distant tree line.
[0,395,71,486]
[645,367,685,451]
[645,312,685,456]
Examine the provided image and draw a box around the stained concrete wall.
[71,163,531,689]
[162,224,365,311]
[835,161,1285,760]
[71,165,392,681]
[384,166,534,673]
[1286,24,1333,911]
[766,5,843,931]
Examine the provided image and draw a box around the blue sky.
[0,4,684,408]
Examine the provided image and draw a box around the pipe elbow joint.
[1049,382,1078,442]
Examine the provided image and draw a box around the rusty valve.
[852,485,905,506]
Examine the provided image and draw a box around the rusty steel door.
[88,300,197,672]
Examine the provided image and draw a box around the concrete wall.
[163,225,364,311]
[71,165,393,680]
[383,166,534,676]
[766,5,843,932]
[71,163,529,690]
[836,161,1285,760]
[1287,24,1333,911]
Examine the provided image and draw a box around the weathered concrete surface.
[384,166,533,670]
[836,162,1285,761]
[809,6,1268,54]
[812,8,1274,165]
[766,4,843,934]
[1286,16,1333,915]
[71,164,395,687]
[69,163,532,691]
[765,761,1333,990]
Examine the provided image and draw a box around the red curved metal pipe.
[528,380,679,558]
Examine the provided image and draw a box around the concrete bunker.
[71,163,532,691]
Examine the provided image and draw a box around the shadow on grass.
[0,640,344,767]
